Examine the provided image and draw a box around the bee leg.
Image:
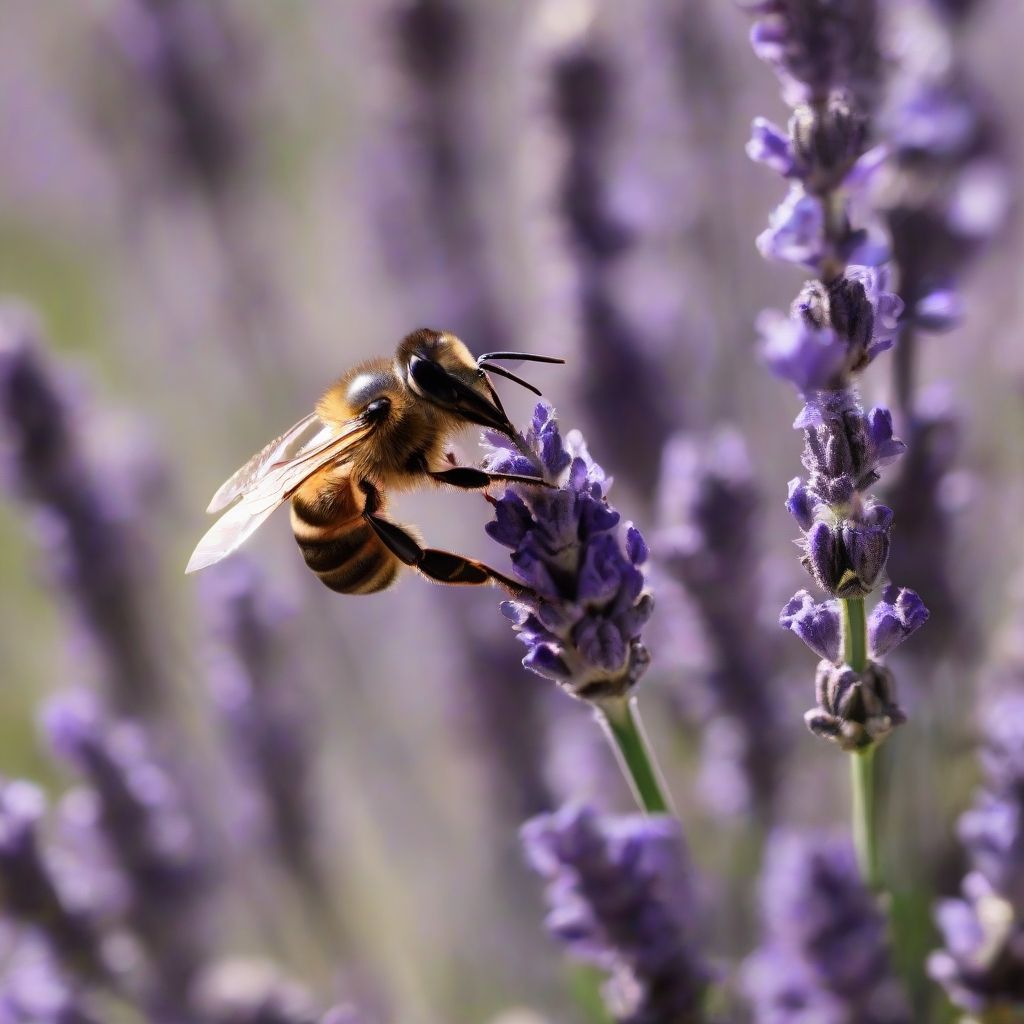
[358,480,534,598]
[430,466,553,489]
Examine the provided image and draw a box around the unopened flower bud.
[806,659,906,751]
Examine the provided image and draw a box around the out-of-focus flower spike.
[0,933,105,1024]
[522,803,710,1024]
[929,693,1024,1015]
[742,830,911,1022]
[0,779,111,988]
[0,306,167,718]
[198,559,322,894]
[42,692,210,1015]
[654,428,788,819]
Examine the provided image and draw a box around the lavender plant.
[929,693,1024,1019]
[874,0,1010,657]
[43,690,211,1019]
[742,0,929,888]
[654,428,787,820]
[484,403,665,814]
[522,803,709,1024]
[545,29,678,496]
[742,830,910,1022]
[0,306,168,718]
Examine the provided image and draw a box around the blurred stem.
[595,696,673,815]
[842,596,882,890]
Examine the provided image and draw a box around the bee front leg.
[358,480,534,599]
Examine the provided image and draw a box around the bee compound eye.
[364,397,391,422]
[409,354,457,402]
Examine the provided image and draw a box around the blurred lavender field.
[1,1,1023,1022]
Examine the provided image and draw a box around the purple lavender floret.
[42,692,209,1009]
[0,307,164,718]
[484,404,653,702]
[780,590,841,663]
[0,780,109,987]
[522,803,709,1024]
[199,560,320,891]
[867,586,929,659]
[742,831,910,1023]
[929,694,1024,1015]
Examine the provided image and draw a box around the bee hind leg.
[359,480,533,599]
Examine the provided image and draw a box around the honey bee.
[186,329,563,596]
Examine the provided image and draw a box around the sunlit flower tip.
[914,288,964,332]
[747,117,801,177]
[868,586,929,659]
[521,804,709,1022]
[780,590,841,663]
[757,310,845,392]
[807,660,906,751]
[756,187,824,267]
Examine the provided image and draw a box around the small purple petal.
[868,586,929,658]
[780,590,842,663]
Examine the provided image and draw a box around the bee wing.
[207,412,335,514]
[186,417,372,574]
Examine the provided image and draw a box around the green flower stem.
[841,595,868,672]
[842,596,882,891]
[595,695,674,815]
[851,745,881,891]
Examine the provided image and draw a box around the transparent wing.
[186,417,372,574]
[207,413,335,514]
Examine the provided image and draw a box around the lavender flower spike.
[929,694,1024,1016]
[485,403,653,703]
[742,830,910,1023]
[43,692,209,1013]
[522,804,709,1024]
[0,779,109,986]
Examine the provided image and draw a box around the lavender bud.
[839,507,891,596]
[522,804,709,1023]
[743,830,910,1022]
[806,660,905,751]
[789,91,869,191]
[785,478,819,531]
[485,405,653,702]
[868,586,929,659]
[780,590,841,663]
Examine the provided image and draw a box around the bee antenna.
[476,351,566,365]
[479,362,543,396]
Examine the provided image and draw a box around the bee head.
[396,329,516,437]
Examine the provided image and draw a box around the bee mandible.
[185,329,563,597]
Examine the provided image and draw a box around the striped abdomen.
[290,475,399,594]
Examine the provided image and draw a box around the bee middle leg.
[358,481,533,599]
[430,466,553,489]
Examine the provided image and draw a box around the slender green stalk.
[595,696,674,815]
[851,745,881,891]
[842,595,882,890]
[841,595,868,672]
